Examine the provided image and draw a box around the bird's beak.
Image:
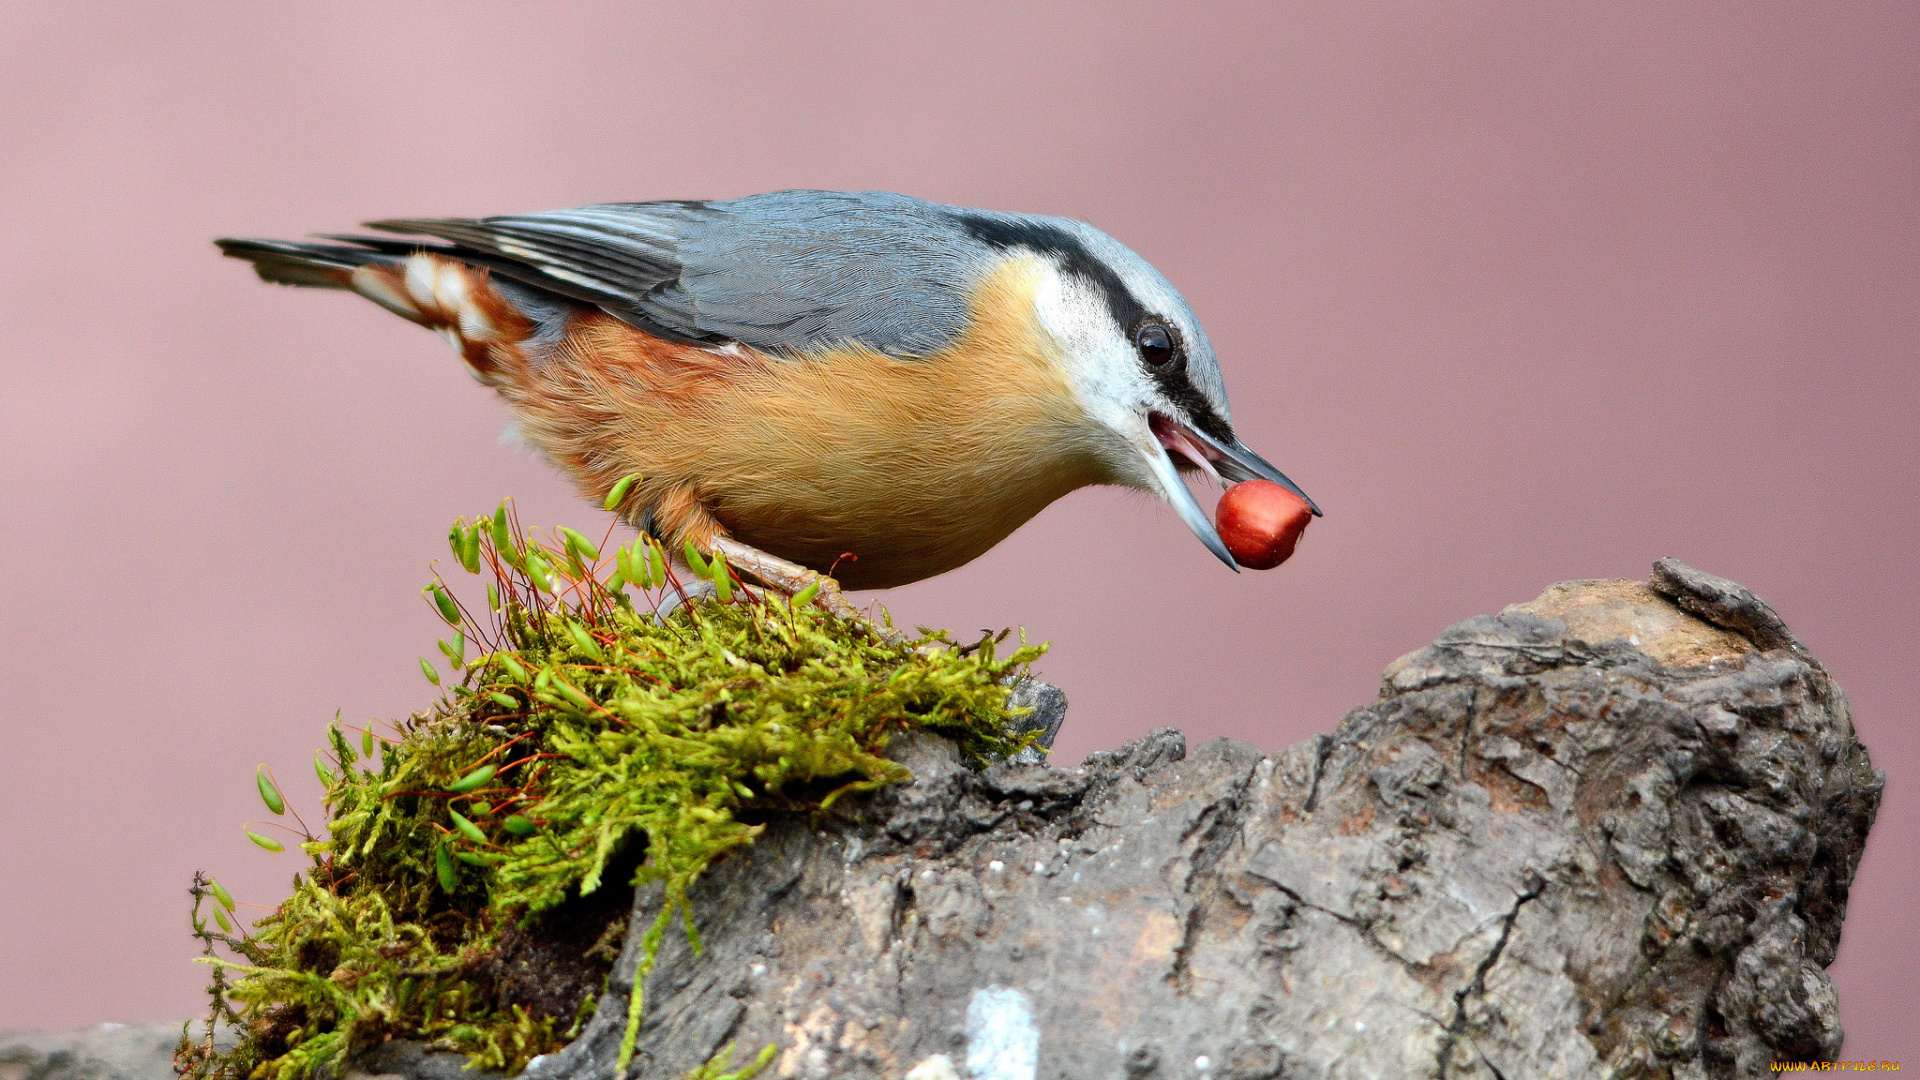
[1144,427,1239,571]
[1182,424,1321,517]
[1146,412,1322,572]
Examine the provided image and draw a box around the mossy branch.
[179,498,1042,1080]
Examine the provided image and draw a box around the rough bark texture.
[0,1025,190,1080]
[2,562,1883,1080]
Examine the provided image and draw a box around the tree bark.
[469,560,1879,1080]
[2,561,1882,1080]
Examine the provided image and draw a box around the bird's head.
[955,211,1320,569]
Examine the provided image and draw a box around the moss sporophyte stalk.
[176,492,1043,1080]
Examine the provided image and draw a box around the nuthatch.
[218,191,1317,594]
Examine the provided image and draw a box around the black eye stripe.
[1153,378,1233,444]
[953,213,1145,330]
[954,211,1234,443]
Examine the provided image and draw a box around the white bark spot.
[965,986,1038,1080]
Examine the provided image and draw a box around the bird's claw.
[706,535,907,646]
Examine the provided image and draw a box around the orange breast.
[491,256,1113,590]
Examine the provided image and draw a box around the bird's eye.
[1136,323,1178,371]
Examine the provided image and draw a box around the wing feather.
[362,191,992,357]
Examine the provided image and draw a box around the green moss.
[178,503,1042,1080]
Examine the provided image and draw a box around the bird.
[217,190,1317,599]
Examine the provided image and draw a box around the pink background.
[3,1,1914,1057]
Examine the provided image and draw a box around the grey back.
[372,190,1020,358]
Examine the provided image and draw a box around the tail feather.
[216,237,540,377]
[214,238,393,289]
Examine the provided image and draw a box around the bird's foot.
[651,576,716,623]
[651,574,782,624]
[708,536,907,646]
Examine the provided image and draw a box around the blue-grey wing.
[365,191,992,358]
